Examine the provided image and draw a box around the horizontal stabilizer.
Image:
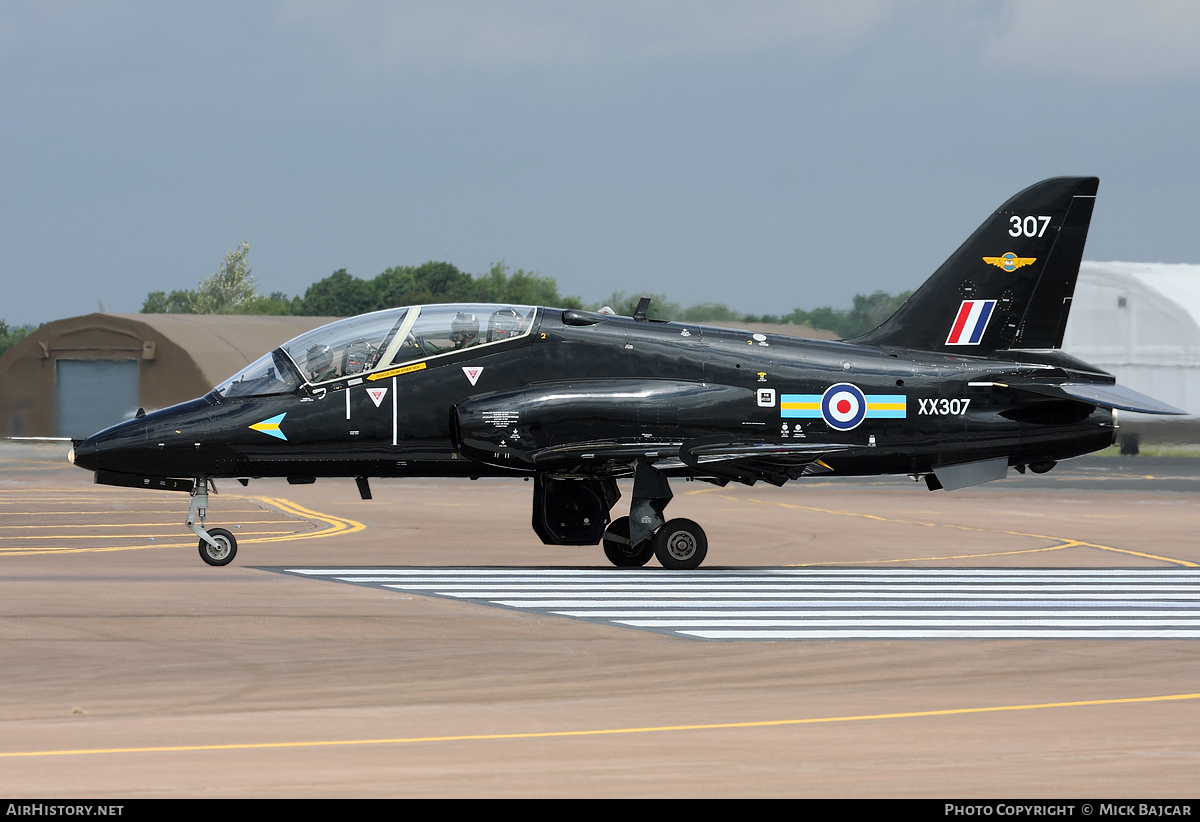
[1010,382,1186,415]
[1059,383,1186,415]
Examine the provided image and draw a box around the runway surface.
[2,441,1200,797]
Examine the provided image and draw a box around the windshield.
[213,350,301,398]
[211,304,537,398]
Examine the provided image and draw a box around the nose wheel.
[198,527,238,566]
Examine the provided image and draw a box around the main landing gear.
[603,515,707,570]
[187,479,238,566]
[601,464,708,571]
[532,467,711,569]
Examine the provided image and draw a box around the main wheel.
[653,518,707,570]
[198,527,237,566]
[602,516,654,567]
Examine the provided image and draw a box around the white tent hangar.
[1063,262,1200,441]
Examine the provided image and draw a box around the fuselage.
[70,304,1116,484]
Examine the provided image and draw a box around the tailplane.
[852,177,1098,354]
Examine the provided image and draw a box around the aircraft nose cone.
[68,435,105,471]
[68,411,156,473]
[68,396,217,477]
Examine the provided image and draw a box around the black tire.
[602,516,654,567]
[198,527,237,567]
[653,518,707,570]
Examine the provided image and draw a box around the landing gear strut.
[187,480,238,566]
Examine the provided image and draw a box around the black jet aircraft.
[70,177,1184,569]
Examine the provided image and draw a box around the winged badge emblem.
[983,252,1037,272]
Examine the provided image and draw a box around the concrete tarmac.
[2,441,1199,797]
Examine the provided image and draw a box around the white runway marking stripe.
[268,567,1200,641]
[373,583,1200,592]
[284,568,1195,580]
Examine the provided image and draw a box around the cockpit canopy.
[213,304,537,399]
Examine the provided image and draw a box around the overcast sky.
[4,1,1200,324]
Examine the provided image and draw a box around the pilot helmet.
[450,312,479,348]
[305,343,333,377]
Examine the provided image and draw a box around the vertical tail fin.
[851,177,1098,354]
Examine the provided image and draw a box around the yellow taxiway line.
[0,494,364,556]
[3,691,1198,759]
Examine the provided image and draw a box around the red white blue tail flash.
[946,300,996,346]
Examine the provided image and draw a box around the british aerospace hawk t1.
[69,177,1183,569]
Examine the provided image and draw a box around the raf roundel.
[821,383,867,431]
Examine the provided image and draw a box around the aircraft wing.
[677,436,849,486]
[525,436,846,486]
[1005,381,1186,415]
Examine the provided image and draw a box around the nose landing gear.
[187,480,238,566]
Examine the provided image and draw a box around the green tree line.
[139,243,911,339]
[0,320,36,359]
[142,245,583,317]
